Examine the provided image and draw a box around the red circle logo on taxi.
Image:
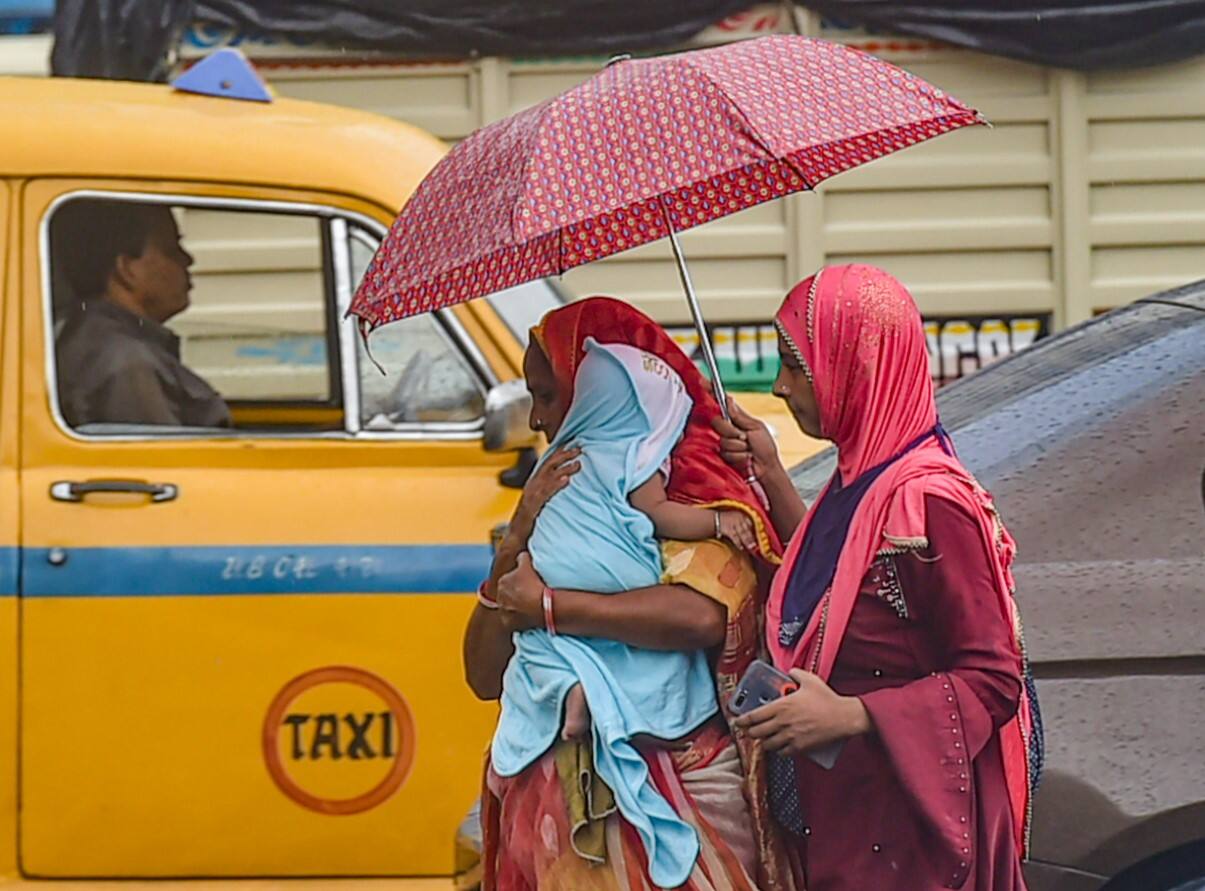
[262,666,416,816]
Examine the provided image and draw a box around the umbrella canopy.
[349,35,982,331]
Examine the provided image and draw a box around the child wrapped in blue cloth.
[490,337,758,890]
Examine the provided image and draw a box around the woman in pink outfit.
[717,264,1041,891]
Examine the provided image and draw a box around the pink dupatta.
[766,264,1037,854]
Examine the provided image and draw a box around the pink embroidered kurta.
[786,496,1026,891]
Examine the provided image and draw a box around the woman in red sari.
[718,265,1042,891]
[464,297,795,891]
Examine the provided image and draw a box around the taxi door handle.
[50,479,179,503]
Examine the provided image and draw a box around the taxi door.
[0,179,19,879]
[17,179,512,878]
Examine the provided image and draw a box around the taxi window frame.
[39,189,496,443]
[337,220,496,439]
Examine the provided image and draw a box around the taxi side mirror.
[483,379,538,453]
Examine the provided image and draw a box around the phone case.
[728,659,797,716]
[729,660,847,770]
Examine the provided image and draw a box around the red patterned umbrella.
[350,35,982,403]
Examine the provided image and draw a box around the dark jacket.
[55,300,231,430]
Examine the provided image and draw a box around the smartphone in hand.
[729,659,797,716]
[729,659,845,770]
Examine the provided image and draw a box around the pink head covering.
[769,264,1038,855]
[774,264,936,483]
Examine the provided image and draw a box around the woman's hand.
[714,397,807,541]
[496,552,546,632]
[733,669,871,755]
[712,399,780,483]
[513,446,582,533]
[717,510,758,552]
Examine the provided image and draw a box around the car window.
[174,207,334,403]
[46,196,342,435]
[484,280,566,348]
[348,228,486,430]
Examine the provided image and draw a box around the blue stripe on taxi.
[0,548,14,596]
[16,545,492,597]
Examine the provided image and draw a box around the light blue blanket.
[491,339,719,889]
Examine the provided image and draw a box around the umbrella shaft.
[667,224,771,513]
[666,226,729,421]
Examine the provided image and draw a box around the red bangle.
[477,580,499,610]
[542,586,558,636]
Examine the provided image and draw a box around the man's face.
[126,209,194,323]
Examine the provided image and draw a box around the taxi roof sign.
[172,48,273,103]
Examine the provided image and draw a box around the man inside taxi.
[51,199,232,429]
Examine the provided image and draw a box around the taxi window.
[173,207,334,404]
[47,196,342,435]
[484,279,566,348]
[348,226,487,431]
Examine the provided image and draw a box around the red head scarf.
[770,265,1037,854]
[532,296,781,562]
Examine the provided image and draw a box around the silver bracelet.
[714,509,722,539]
[477,581,500,609]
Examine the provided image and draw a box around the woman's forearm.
[463,513,535,701]
[761,462,807,542]
[464,575,727,698]
[463,605,514,701]
[551,584,727,650]
[483,510,534,599]
[464,445,586,700]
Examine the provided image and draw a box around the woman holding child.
[467,266,1038,891]
[464,297,791,891]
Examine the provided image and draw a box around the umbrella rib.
[510,94,560,246]
[509,91,578,277]
[682,56,814,190]
[683,57,777,157]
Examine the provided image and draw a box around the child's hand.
[717,510,759,553]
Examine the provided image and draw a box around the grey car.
[791,279,1205,891]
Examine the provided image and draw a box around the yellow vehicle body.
[0,76,821,887]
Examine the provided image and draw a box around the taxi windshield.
[350,227,565,348]
[484,280,567,347]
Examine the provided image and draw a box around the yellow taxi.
[0,73,820,887]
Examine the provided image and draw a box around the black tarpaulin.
[195,0,759,56]
[51,0,193,80]
[807,1,1205,71]
[49,0,755,79]
[51,0,1205,81]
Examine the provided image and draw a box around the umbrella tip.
[605,53,632,68]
